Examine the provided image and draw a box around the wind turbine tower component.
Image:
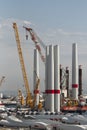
[54,45,60,112]
[78,65,82,96]
[72,43,78,99]
[45,45,54,112]
[33,49,40,106]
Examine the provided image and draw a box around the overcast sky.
[0,0,87,95]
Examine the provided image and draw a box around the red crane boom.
[23,26,46,63]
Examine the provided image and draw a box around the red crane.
[23,26,46,63]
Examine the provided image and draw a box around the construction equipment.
[13,23,33,107]
[13,23,42,110]
[66,99,78,107]
[60,67,67,89]
[18,89,25,105]
[23,26,46,63]
[0,76,5,87]
[32,72,43,110]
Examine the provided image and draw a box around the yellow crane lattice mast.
[13,23,32,106]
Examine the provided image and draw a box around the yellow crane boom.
[31,77,42,110]
[13,23,32,105]
[18,89,25,105]
[33,76,40,107]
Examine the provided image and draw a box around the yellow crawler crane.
[13,23,33,107]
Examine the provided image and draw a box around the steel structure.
[13,23,42,109]
[13,23,32,106]
[23,26,46,63]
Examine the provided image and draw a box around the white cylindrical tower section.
[54,45,60,112]
[72,43,78,99]
[45,45,54,112]
[33,49,40,106]
[45,46,49,110]
[45,46,49,92]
